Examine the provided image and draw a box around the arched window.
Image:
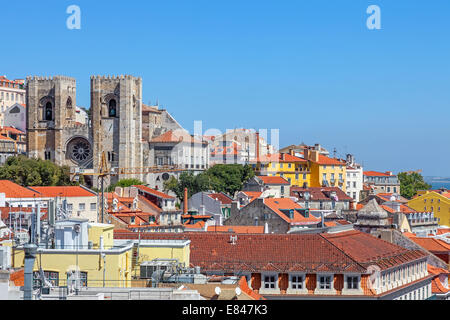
[45,102,53,121]
[67,97,72,108]
[109,99,117,117]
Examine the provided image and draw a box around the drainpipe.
[24,244,38,300]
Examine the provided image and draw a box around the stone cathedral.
[26,74,182,188]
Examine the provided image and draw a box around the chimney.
[264,222,269,234]
[289,149,295,156]
[184,188,188,214]
[311,150,319,162]
[23,244,38,300]
[304,148,309,160]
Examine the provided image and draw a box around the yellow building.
[9,222,191,288]
[304,149,347,192]
[253,152,311,187]
[407,189,450,226]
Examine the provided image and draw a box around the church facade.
[25,74,196,189]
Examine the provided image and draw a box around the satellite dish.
[215,287,221,296]
[235,287,242,296]
[162,173,170,181]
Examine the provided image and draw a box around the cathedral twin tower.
[26,75,144,187]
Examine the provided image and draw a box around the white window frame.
[315,273,337,295]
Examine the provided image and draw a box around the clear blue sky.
[1,0,449,176]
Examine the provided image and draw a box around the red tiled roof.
[114,231,367,273]
[403,232,416,238]
[436,228,450,235]
[207,225,265,234]
[257,176,290,185]
[28,186,96,198]
[134,185,174,200]
[150,130,205,144]
[253,153,307,163]
[263,198,321,225]
[0,126,25,135]
[240,191,262,200]
[10,269,24,287]
[0,180,41,198]
[408,237,450,253]
[431,277,450,294]
[207,193,233,205]
[427,264,450,275]
[0,206,48,220]
[323,231,428,271]
[290,187,353,202]
[114,230,428,274]
[364,171,394,177]
[238,276,266,300]
[184,220,206,230]
[314,155,346,166]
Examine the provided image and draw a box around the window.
[108,99,117,117]
[79,203,85,211]
[45,102,53,121]
[90,203,96,211]
[264,275,276,289]
[291,275,303,289]
[34,271,59,287]
[319,276,332,289]
[67,204,73,211]
[347,276,359,289]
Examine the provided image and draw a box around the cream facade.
[0,77,25,127]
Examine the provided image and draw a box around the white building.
[4,103,26,133]
[346,154,363,204]
[0,77,25,127]
[147,129,210,191]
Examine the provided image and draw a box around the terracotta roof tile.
[0,180,41,198]
[257,176,290,185]
[264,198,321,225]
[409,237,450,253]
[207,225,265,234]
[134,185,174,200]
[364,171,394,177]
[207,193,233,205]
[28,186,96,198]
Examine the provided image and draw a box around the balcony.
[408,218,439,226]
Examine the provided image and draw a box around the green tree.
[0,156,78,187]
[107,178,145,192]
[163,164,255,201]
[398,172,431,199]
